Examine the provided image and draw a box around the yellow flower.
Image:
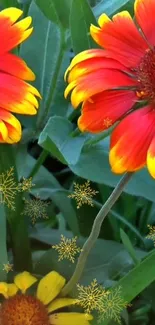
[0,271,93,325]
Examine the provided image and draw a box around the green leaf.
[116,249,155,303]
[69,139,155,203]
[70,0,97,53]
[31,227,146,284]
[93,0,131,18]
[120,228,140,265]
[20,1,64,128]
[0,206,7,281]
[36,0,72,28]
[38,116,88,165]
[0,0,18,7]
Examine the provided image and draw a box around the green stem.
[61,172,133,296]
[28,150,48,179]
[0,145,32,271]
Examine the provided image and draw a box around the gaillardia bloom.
[0,7,40,143]
[65,0,155,178]
[0,271,92,325]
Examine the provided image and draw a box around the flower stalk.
[61,172,133,296]
[0,145,32,271]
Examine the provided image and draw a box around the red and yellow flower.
[0,271,93,325]
[0,7,40,143]
[65,0,155,178]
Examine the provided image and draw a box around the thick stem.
[28,150,48,179]
[0,145,32,271]
[61,172,133,296]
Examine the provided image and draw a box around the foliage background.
[0,0,155,324]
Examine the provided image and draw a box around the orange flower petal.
[0,53,35,81]
[78,90,137,133]
[0,73,40,114]
[147,136,155,178]
[0,8,33,54]
[135,0,155,45]
[65,49,127,81]
[0,108,21,143]
[65,69,137,108]
[90,11,147,67]
[110,106,155,173]
[67,57,128,83]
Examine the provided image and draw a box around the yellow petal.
[0,7,23,23]
[0,282,9,298]
[15,16,32,30]
[14,271,37,293]
[49,312,93,325]
[7,284,18,297]
[48,298,77,313]
[37,271,66,305]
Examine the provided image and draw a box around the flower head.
[18,177,34,192]
[0,271,93,325]
[0,167,19,210]
[52,235,81,263]
[68,181,98,208]
[22,197,49,224]
[76,279,108,314]
[146,224,155,245]
[0,7,40,143]
[65,0,155,178]
[98,287,128,324]
[3,262,13,274]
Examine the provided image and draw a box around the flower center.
[0,294,50,325]
[136,47,155,100]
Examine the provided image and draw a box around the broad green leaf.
[36,0,72,28]
[70,0,97,53]
[39,116,88,165]
[70,139,155,203]
[0,206,7,281]
[93,0,131,18]
[20,1,64,128]
[31,227,146,284]
[120,228,139,265]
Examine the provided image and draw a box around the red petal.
[0,72,40,114]
[68,57,128,83]
[0,108,21,143]
[65,48,128,82]
[78,90,136,133]
[135,0,155,45]
[0,53,35,81]
[90,11,147,67]
[0,8,32,54]
[110,106,155,173]
[65,69,137,108]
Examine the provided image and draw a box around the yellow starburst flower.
[3,262,13,273]
[23,197,49,224]
[0,167,20,210]
[146,225,155,245]
[76,279,108,314]
[52,235,81,263]
[98,286,128,324]
[68,181,98,209]
[18,177,34,192]
[0,271,93,325]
